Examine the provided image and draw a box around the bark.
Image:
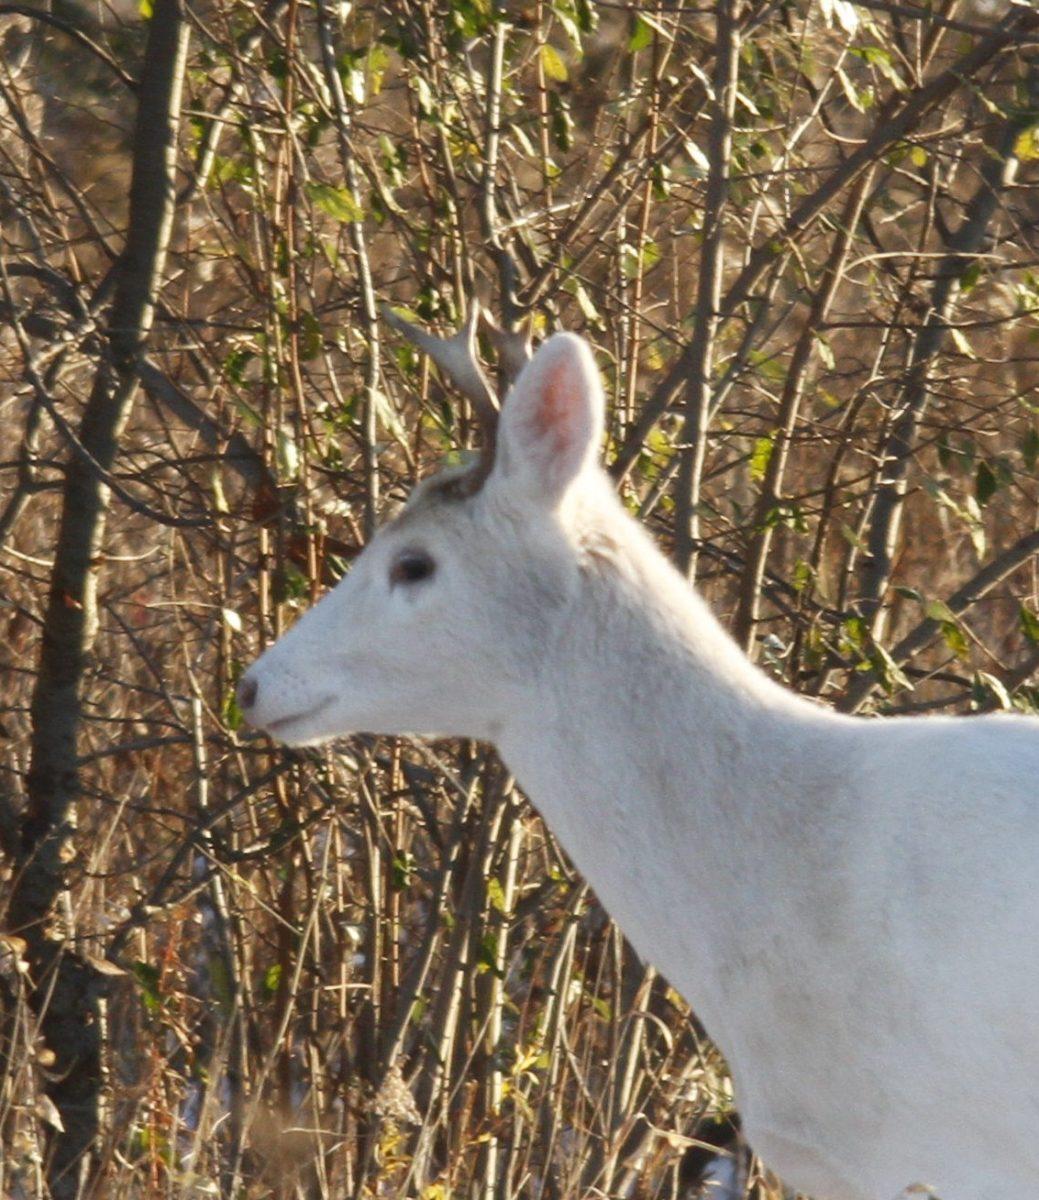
[857,76,1039,640]
[4,2,189,1193]
[672,0,740,579]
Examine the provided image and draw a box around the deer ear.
[493,333,604,507]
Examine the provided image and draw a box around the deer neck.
[496,483,853,1049]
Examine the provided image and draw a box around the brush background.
[1,1,1038,1196]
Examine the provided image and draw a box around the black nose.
[237,675,259,711]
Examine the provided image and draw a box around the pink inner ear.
[533,356,582,459]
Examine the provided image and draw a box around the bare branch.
[0,3,137,90]
[611,3,1039,482]
[844,528,1039,713]
[672,0,741,579]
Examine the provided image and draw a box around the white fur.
[241,333,1039,1200]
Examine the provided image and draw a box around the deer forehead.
[382,457,542,543]
[391,464,477,524]
[376,469,484,552]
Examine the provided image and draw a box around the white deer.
[238,327,1039,1200]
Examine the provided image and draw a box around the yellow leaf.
[541,44,569,83]
[1014,128,1039,161]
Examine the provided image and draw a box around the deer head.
[237,325,606,745]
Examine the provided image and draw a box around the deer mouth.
[261,697,335,741]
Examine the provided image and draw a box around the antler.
[480,310,532,382]
[382,302,502,492]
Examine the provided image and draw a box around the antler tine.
[381,303,498,424]
[480,310,532,383]
[382,302,502,493]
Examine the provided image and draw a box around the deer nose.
[237,674,259,712]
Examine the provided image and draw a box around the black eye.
[390,549,436,587]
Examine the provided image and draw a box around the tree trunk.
[4,3,189,1193]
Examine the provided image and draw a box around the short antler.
[382,302,502,492]
[481,310,532,382]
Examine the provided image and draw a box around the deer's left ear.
[493,333,605,508]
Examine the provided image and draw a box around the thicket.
[1,0,1038,1196]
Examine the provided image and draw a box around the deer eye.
[390,549,436,587]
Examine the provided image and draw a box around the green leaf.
[1020,605,1039,646]
[819,0,860,33]
[851,45,906,92]
[972,671,1012,711]
[223,347,253,386]
[793,558,814,593]
[298,310,323,361]
[211,467,229,515]
[222,686,243,732]
[548,89,574,152]
[264,963,282,993]
[750,435,774,483]
[233,395,263,429]
[835,66,866,113]
[748,348,786,385]
[306,181,364,223]
[975,460,997,506]
[379,134,406,187]
[347,66,365,104]
[964,495,986,558]
[867,641,914,695]
[841,615,867,651]
[568,280,604,330]
[132,962,162,1014]
[590,994,613,1020]
[924,598,959,625]
[540,43,569,83]
[618,240,659,280]
[629,15,654,52]
[478,931,504,978]
[841,618,912,694]
[551,0,583,49]
[487,877,506,914]
[414,74,434,118]
[391,851,415,892]
[573,0,596,32]
[840,523,867,551]
[959,261,982,293]
[138,0,153,17]
[939,621,969,658]
[371,387,408,444]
